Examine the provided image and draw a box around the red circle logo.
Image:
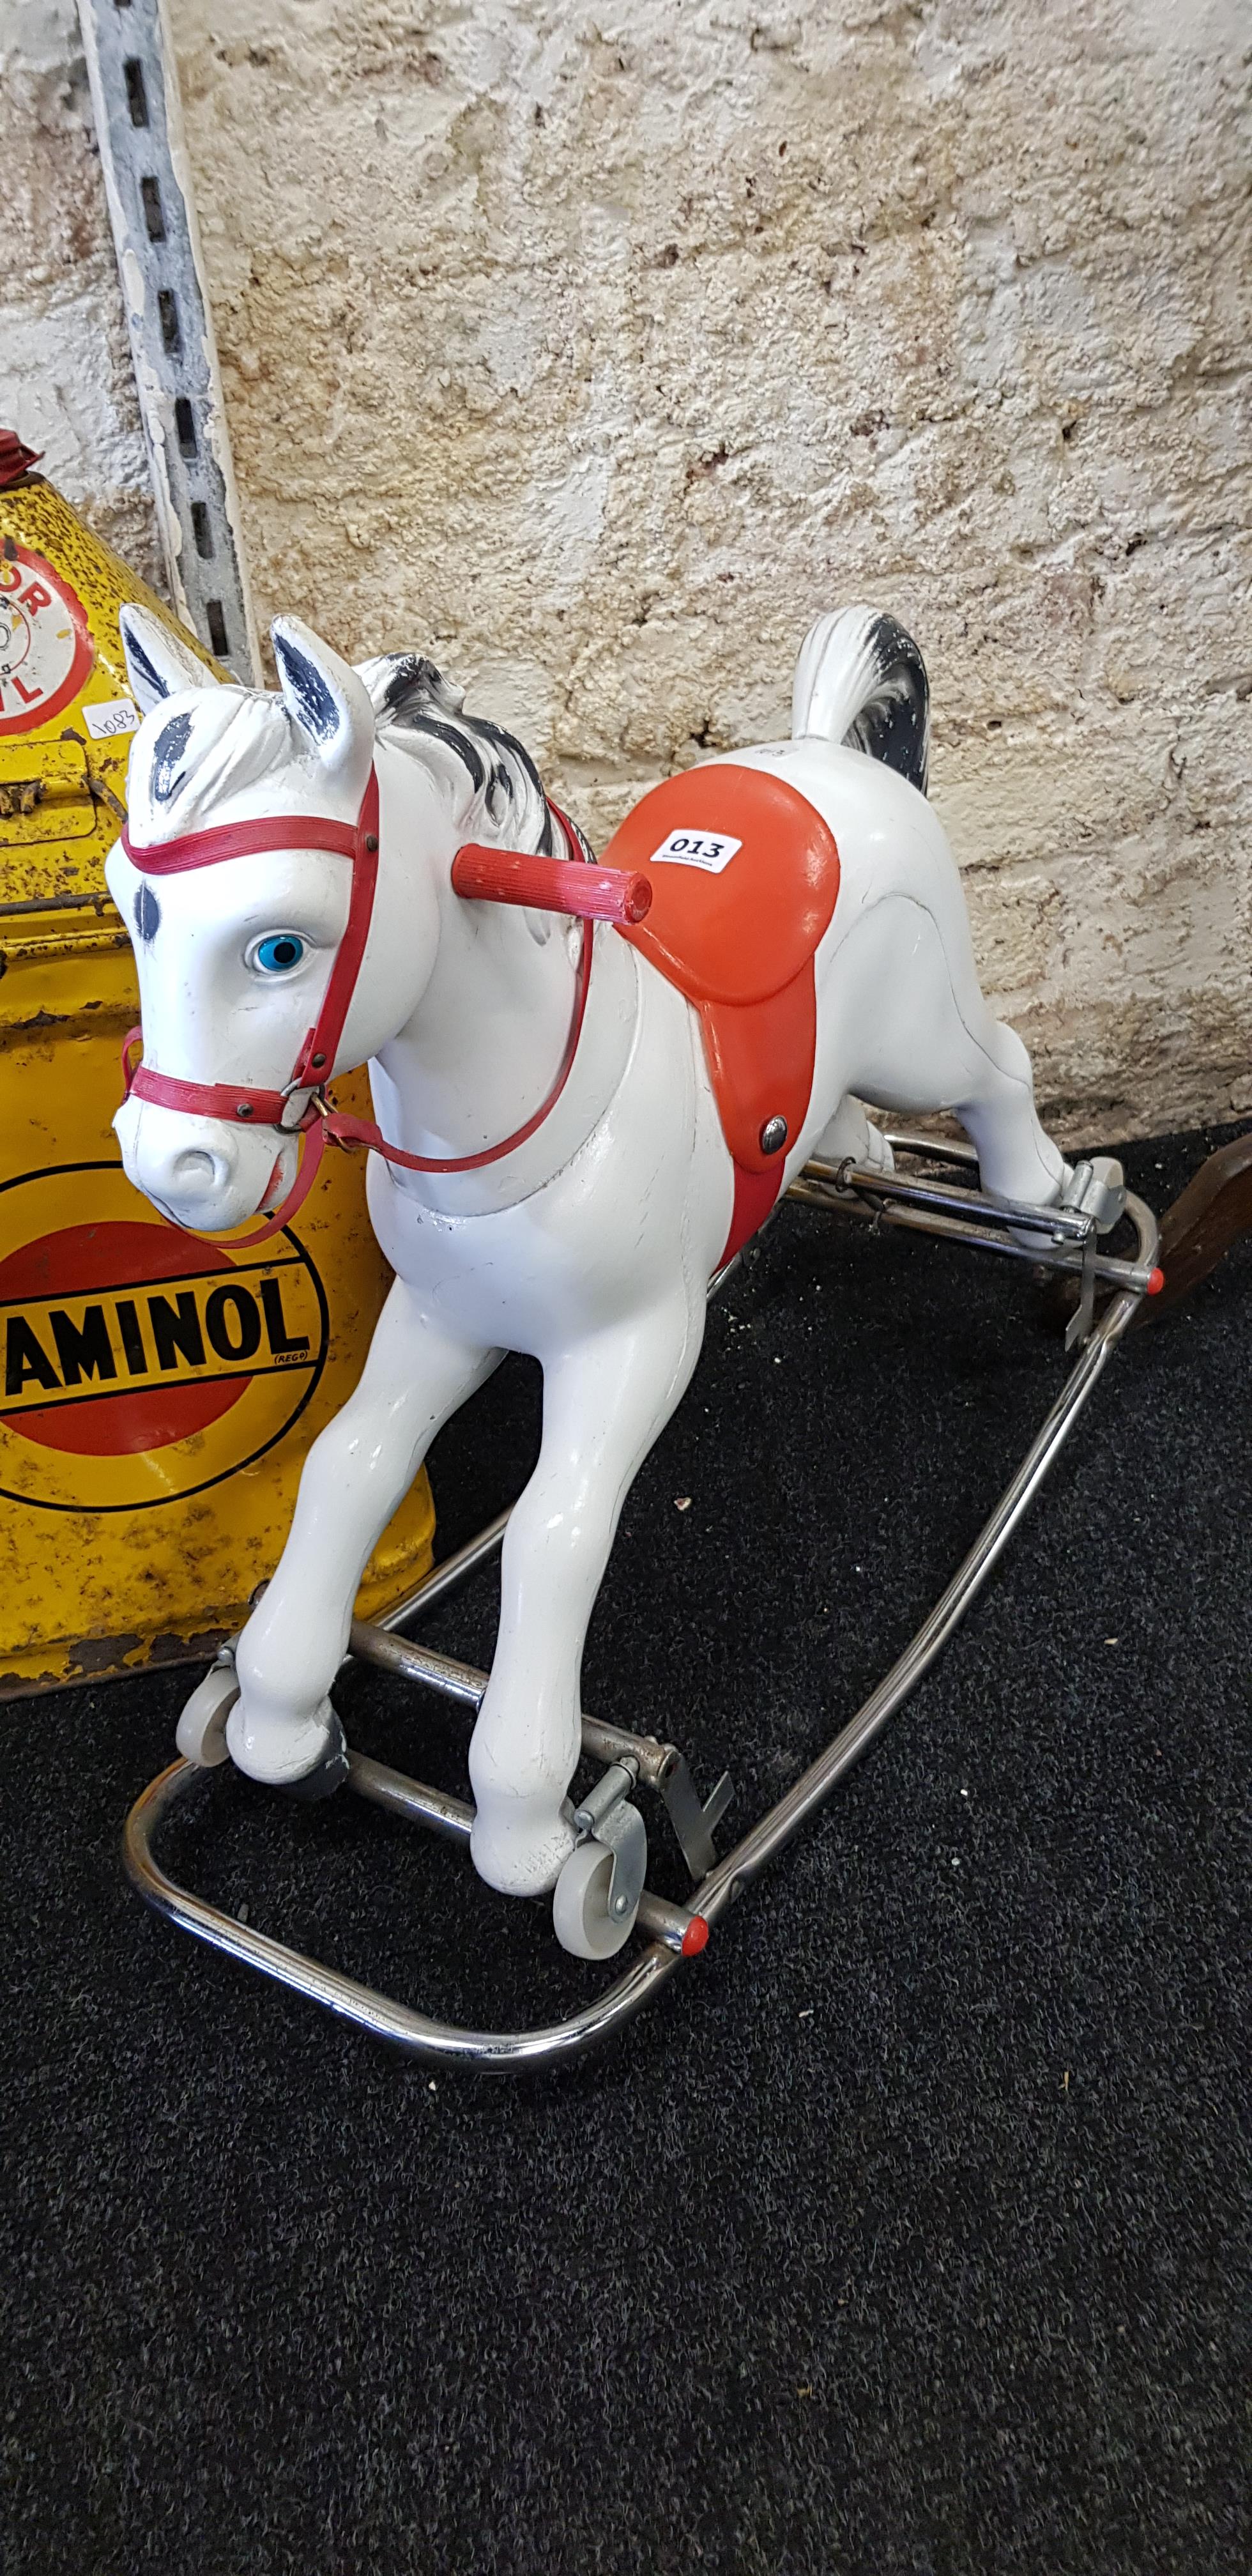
[0,546,94,735]
[0,1221,250,1455]
[0,1165,329,1513]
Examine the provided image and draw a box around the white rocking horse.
[109,602,1124,1958]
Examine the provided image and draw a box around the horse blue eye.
[256,934,305,973]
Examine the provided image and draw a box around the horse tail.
[790,608,930,797]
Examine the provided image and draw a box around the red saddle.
[602,762,841,1262]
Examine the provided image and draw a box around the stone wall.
[7,0,1251,1139]
[0,0,160,581]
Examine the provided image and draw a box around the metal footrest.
[123,1749,709,2071]
[790,1134,1163,1340]
[344,1618,734,1886]
[344,1750,701,1955]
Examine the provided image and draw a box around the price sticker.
[82,697,141,741]
[647,828,742,875]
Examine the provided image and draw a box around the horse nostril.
[172,1148,220,1189]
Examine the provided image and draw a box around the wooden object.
[1136,1130,1252,1323]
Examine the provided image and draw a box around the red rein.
[119,774,652,1246]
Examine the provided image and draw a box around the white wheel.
[552,1837,638,1961]
[176,1663,238,1767]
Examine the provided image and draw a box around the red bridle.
[119,765,651,1247]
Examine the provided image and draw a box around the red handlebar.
[452,844,652,925]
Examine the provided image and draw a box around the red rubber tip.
[1147,1266,1166,1297]
[681,1914,710,1958]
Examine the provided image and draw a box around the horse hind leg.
[890,892,1069,1208]
[827,892,1069,1211]
[950,1029,1127,1236]
[812,1095,896,1176]
[949,1011,1070,1210]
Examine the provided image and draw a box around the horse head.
[107,610,452,1234]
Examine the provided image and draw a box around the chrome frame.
[123,1142,1159,2071]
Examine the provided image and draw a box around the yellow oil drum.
[0,433,434,1694]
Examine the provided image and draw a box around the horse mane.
[126,650,554,856]
[358,654,555,855]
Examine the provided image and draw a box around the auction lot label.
[0,1164,328,1512]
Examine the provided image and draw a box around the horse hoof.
[859,1119,895,1177]
[1062,1154,1127,1235]
[470,1798,576,1898]
[224,1696,347,1796]
[176,1661,238,1767]
[280,1712,349,1801]
[552,1838,638,1960]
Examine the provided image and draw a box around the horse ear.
[271,617,374,781]
[119,606,216,716]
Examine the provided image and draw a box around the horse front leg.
[227,1281,498,1789]
[470,1288,705,1896]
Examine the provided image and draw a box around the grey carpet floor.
[3,1122,1248,2575]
